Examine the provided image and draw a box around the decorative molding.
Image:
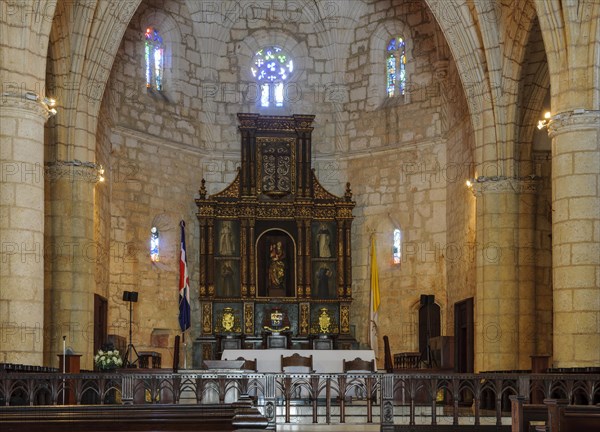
[0,95,52,121]
[548,110,600,138]
[340,304,350,334]
[244,303,254,334]
[470,176,540,197]
[45,160,103,183]
[202,303,212,335]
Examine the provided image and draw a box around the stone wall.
[443,60,476,337]
[98,0,452,360]
[348,139,447,359]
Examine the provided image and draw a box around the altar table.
[221,349,376,373]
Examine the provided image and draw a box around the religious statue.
[219,221,235,255]
[220,261,236,297]
[316,224,331,258]
[268,240,286,294]
[316,264,333,299]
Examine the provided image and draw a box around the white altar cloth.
[221,349,376,373]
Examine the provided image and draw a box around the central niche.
[256,228,296,297]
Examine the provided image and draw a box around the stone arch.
[46,0,142,161]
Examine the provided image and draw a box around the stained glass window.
[145,27,164,91]
[150,227,160,262]
[251,46,293,107]
[393,228,401,265]
[386,37,406,97]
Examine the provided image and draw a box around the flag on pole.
[369,235,381,359]
[178,220,191,332]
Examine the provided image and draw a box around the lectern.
[57,353,81,404]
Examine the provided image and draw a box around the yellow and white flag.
[369,235,381,359]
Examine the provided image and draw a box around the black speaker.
[122,291,139,302]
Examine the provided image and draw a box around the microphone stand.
[62,336,66,405]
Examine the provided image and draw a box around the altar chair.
[281,353,315,422]
[281,353,313,373]
[340,357,376,423]
[236,357,257,372]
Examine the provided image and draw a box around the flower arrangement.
[94,348,123,371]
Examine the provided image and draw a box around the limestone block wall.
[97,0,456,359]
[101,124,206,364]
[348,140,447,359]
[533,152,553,357]
[444,99,476,334]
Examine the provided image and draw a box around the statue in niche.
[220,261,236,297]
[219,221,235,256]
[316,224,331,258]
[316,263,333,299]
[268,241,286,294]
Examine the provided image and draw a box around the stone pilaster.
[0,96,50,365]
[548,110,600,367]
[44,161,102,369]
[471,177,539,371]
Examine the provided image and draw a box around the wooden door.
[418,295,440,367]
[454,297,474,372]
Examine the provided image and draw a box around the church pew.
[544,398,600,432]
[0,403,267,432]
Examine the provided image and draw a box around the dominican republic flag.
[178,220,191,332]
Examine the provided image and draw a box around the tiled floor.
[277,425,379,431]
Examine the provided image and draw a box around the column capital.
[548,109,600,138]
[0,94,54,121]
[45,160,103,183]
[470,176,540,197]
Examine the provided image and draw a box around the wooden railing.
[1,370,598,430]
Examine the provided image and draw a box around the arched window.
[386,37,406,97]
[145,27,164,90]
[251,46,294,107]
[393,228,401,264]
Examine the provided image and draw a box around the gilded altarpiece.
[193,114,356,365]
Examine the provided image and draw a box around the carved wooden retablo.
[194,114,356,362]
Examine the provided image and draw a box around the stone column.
[472,178,538,371]
[45,161,101,369]
[0,95,50,365]
[548,110,600,367]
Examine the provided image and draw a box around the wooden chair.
[281,353,315,423]
[281,353,313,373]
[236,357,257,372]
[343,357,376,373]
[340,357,376,424]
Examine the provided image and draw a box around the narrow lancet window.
[393,228,401,265]
[145,27,164,91]
[386,37,406,97]
[150,227,160,262]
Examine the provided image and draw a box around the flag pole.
[179,220,192,370]
[368,230,380,361]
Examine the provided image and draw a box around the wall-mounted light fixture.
[537,111,552,130]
